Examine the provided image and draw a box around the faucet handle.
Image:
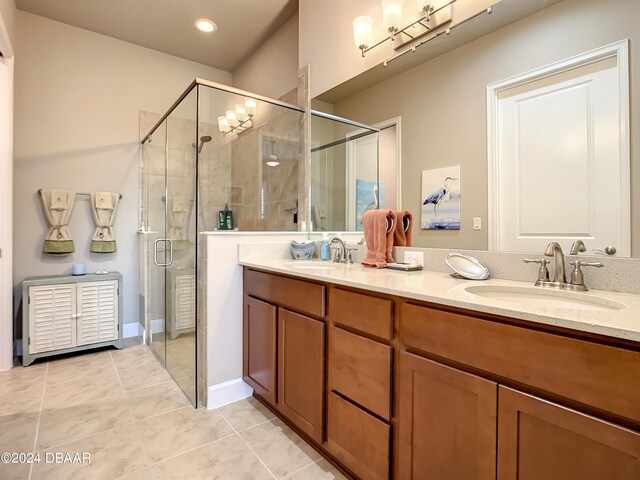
[331,245,343,263]
[346,247,358,263]
[569,261,604,289]
[523,258,550,283]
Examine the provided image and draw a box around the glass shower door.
[164,89,198,405]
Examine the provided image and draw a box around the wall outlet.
[473,217,482,230]
[404,251,424,267]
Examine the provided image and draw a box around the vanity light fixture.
[353,0,453,57]
[194,18,217,33]
[217,97,257,135]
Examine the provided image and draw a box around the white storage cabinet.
[22,272,123,365]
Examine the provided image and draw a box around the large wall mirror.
[311,0,639,258]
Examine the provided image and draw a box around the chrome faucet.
[328,236,347,263]
[545,241,567,284]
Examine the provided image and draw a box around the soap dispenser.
[320,234,330,261]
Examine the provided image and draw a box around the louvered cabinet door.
[175,274,196,330]
[76,280,119,346]
[28,284,77,354]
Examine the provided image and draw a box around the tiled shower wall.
[230,89,302,231]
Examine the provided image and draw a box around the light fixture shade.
[353,15,373,49]
[226,110,238,127]
[244,98,257,116]
[217,116,230,133]
[416,0,430,12]
[235,104,248,121]
[382,0,403,31]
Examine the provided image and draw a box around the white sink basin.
[464,285,625,311]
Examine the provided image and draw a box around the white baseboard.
[207,378,253,409]
[122,323,140,339]
[151,318,164,334]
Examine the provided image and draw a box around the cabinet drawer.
[328,326,392,419]
[326,392,390,480]
[244,269,325,318]
[329,288,393,340]
[401,303,640,422]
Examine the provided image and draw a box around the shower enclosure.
[140,79,305,406]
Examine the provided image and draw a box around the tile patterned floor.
[0,341,347,480]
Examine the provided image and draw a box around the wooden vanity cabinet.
[397,302,640,480]
[243,268,640,480]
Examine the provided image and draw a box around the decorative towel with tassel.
[90,192,120,253]
[393,210,414,246]
[39,189,76,254]
[361,210,397,268]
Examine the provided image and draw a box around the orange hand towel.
[393,210,413,247]
[361,210,397,268]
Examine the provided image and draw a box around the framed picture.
[421,166,461,230]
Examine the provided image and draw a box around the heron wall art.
[421,166,461,230]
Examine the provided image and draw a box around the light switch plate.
[404,251,424,267]
[473,217,482,230]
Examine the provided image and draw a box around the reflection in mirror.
[310,111,381,232]
[312,0,639,257]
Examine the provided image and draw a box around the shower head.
[196,135,213,154]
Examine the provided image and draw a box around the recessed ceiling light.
[266,155,280,167]
[266,161,280,167]
[195,19,217,33]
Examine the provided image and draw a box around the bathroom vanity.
[241,260,640,480]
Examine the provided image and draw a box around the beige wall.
[13,11,232,327]
[331,0,640,254]
[299,0,494,98]
[0,0,16,49]
[233,14,299,100]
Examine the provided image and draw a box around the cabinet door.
[243,296,277,405]
[77,281,119,346]
[277,309,325,443]
[397,352,497,480]
[498,386,640,480]
[28,284,76,354]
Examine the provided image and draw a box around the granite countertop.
[239,258,640,343]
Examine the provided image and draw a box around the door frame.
[486,39,630,252]
[0,13,14,371]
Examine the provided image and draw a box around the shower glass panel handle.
[153,238,174,267]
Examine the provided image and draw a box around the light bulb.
[382,0,403,32]
[244,97,257,116]
[352,16,373,50]
[235,104,248,122]
[217,116,230,133]
[226,110,238,127]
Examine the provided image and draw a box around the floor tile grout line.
[126,398,154,474]
[146,430,238,467]
[109,351,126,396]
[28,362,48,480]
[281,458,323,480]
[219,409,279,480]
[235,417,277,433]
[132,404,193,423]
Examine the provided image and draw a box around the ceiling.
[15,0,298,72]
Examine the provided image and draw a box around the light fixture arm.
[356,0,456,58]
[223,114,254,136]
